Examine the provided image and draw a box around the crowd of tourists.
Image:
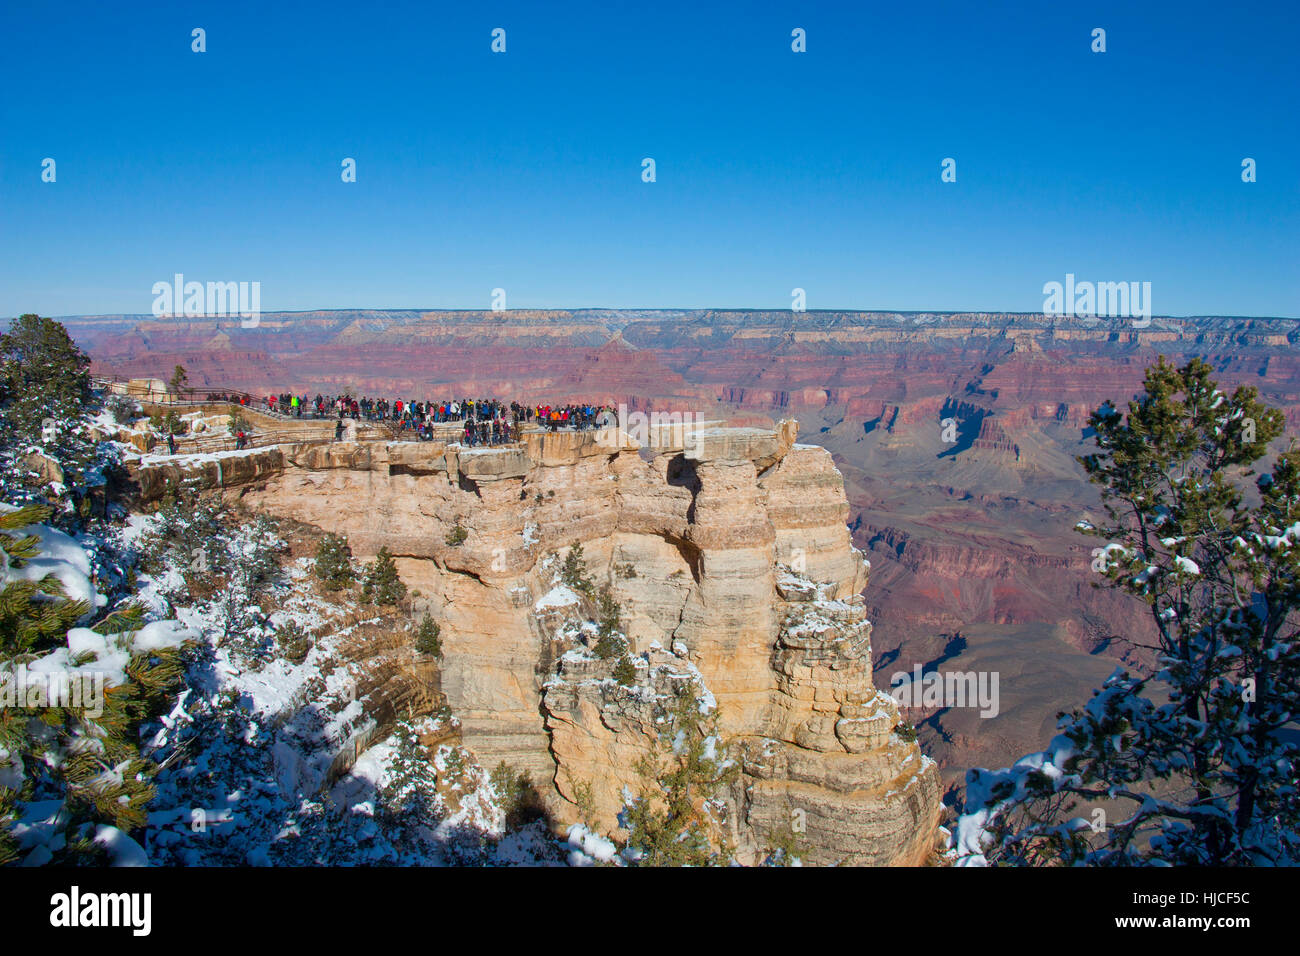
[251,392,616,445]
[204,391,249,405]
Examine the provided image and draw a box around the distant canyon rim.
[63,308,1300,796]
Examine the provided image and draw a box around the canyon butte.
[129,417,941,866]
[74,308,1300,799]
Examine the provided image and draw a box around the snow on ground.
[118,511,571,866]
[565,823,622,866]
[535,584,580,610]
[136,446,272,466]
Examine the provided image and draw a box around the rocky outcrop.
[134,422,941,865]
[132,446,286,500]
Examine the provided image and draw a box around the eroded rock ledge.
[132,421,940,865]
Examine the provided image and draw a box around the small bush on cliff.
[414,614,442,658]
[440,743,468,780]
[592,585,626,659]
[362,546,406,606]
[153,409,185,436]
[612,655,638,686]
[760,826,803,867]
[569,777,597,828]
[105,392,139,425]
[313,533,353,590]
[895,719,917,742]
[276,620,311,664]
[595,585,622,637]
[445,522,468,547]
[560,543,593,594]
[490,762,547,832]
[227,411,252,437]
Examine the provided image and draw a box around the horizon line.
[30,308,1300,323]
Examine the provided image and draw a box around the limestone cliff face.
[134,422,940,865]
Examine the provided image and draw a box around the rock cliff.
[132,421,941,865]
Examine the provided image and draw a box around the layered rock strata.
[132,421,940,864]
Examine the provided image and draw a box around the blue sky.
[1,0,1296,317]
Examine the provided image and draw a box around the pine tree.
[313,532,353,590]
[560,543,593,594]
[229,514,281,597]
[217,575,264,665]
[593,585,626,659]
[0,315,98,512]
[137,487,225,582]
[622,685,738,866]
[0,314,91,442]
[0,504,91,657]
[414,614,441,657]
[0,503,187,865]
[105,393,138,425]
[362,546,406,605]
[612,655,637,686]
[596,585,622,638]
[159,409,184,436]
[276,620,311,664]
[958,358,1299,866]
[380,718,440,851]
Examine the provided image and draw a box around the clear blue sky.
[1,0,1296,317]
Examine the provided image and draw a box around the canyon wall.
[132,423,940,865]
[97,309,1300,790]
